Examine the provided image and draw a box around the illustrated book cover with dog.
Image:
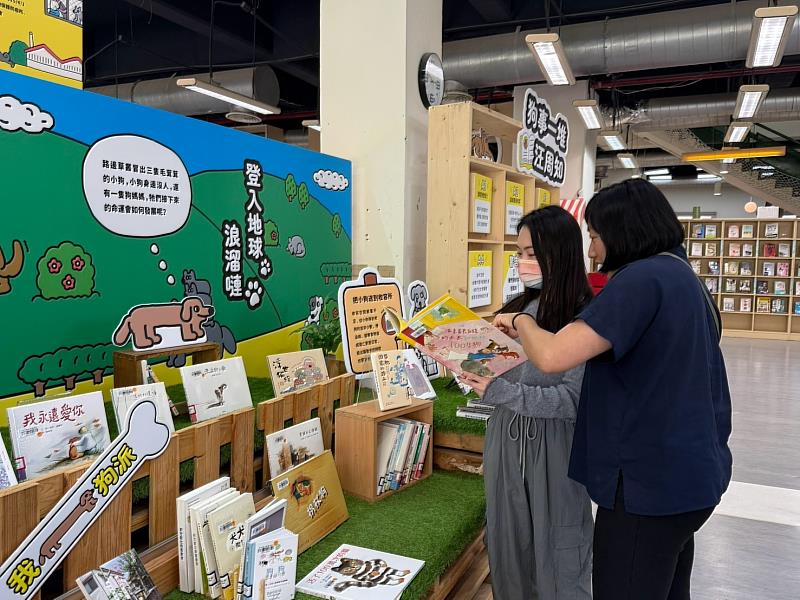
[296,544,424,600]
[111,382,175,434]
[76,548,161,600]
[181,357,253,423]
[370,350,435,411]
[384,295,526,379]
[267,349,329,397]
[265,417,325,479]
[6,391,111,481]
[269,450,348,554]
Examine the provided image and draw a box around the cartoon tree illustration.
[8,40,28,66]
[0,239,24,295]
[18,344,115,396]
[331,213,343,239]
[285,174,298,201]
[18,355,49,397]
[298,182,310,209]
[86,345,114,384]
[264,220,279,247]
[61,347,82,390]
[322,298,340,322]
[320,262,351,284]
[35,241,95,299]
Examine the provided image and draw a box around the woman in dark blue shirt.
[494,179,732,600]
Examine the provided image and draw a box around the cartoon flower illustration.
[71,256,85,271]
[62,274,76,291]
[48,258,62,274]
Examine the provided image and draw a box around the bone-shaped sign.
[0,401,170,600]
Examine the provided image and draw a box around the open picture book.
[384,294,526,378]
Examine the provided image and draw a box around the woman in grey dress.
[460,206,593,600]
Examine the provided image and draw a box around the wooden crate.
[334,398,433,502]
[0,374,355,597]
[113,341,222,388]
[433,431,485,475]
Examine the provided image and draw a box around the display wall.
[0,70,352,422]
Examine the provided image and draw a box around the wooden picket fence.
[0,374,356,599]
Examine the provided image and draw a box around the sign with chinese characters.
[468,251,492,309]
[505,181,524,236]
[502,252,522,304]
[0,401,170,600]
[337,268,406,378]
[516,88,569,187]
[469,173,492,234]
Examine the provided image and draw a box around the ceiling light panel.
[734,85,769,119]
[746,6,798,68]
[572,99,601,129]
[643,168,669,176]
[176,78,280,115]
[617,153,638,169]
[724,121,752,143]
[525,33,576,86]
[599,130,625,151]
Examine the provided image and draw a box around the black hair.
[500,205,593,333]
[585,178,685,273]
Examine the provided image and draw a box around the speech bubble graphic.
[82,135,192,237]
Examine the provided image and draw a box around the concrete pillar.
[320,0,442,284]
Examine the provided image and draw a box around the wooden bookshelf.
[683,217,800,340]
[334,398,433,502]
[426,102,559,314]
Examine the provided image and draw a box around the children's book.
[704,278,718,294]
[111,382,175,434]
[757,297,771,313]
[740,261,753,276]
[708,261,720,276]
[690,260,701,275]
[729,243,741,257]
[371,350,436,411]
[691,224,704,239]
[739,279,752,293]
[236,499,288,600]
[265,418,325,479]
[704,243,717,257]
[763,242,777,258]
[0,441,17,490]
[722,297,735,312]
[724,261,738,275]
[244,528,298,600]
[777,262,790,277]
[208,493,257,600]
[267,349,329,397]
[742,224,755,238]
[757,280,769,294]
[775,281,787,295]
[724,278,737,293]
[384,295,526,379]
[765,223,779,238]
[772,298,787,314]
[743,243,754,257]
[269,450,348,553]
[762,262,775,277]
[690,242,703,257]
[181,357,252,423]
[76,549,161,600]
[778,243,791,257]
[6,391,111,481]
[704,224,718,239]
[296,544,425,600]
[741,297,752,313]
[193,490,241,597]
[728,225,740,239]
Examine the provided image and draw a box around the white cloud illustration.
[0,95,54,133]
[313,169,349,191]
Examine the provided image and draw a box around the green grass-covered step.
[165,470,486,600]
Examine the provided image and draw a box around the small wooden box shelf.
[113,341,221,388]
[334,398,433,502]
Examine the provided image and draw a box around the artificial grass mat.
[164,470,486,600]
[0,375,486,504]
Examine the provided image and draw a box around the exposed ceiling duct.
[443,0,800,89]
[89,67,280,121]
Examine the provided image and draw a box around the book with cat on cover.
[265,418,325,479]
[267,349,329,397]
[6,391,111,481]
[383,295,526,379]
[181,357,252,424]
[371,350,435,412]
[296,544,425,600]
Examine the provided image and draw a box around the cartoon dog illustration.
[112,297,213,349]
[305,295,324,325]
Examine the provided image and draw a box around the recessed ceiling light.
[746,6,798,68]
[525,33,576,86]
[720,169,730,174]
[572,99,602,129]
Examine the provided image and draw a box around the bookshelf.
[426,102,559,317]
[682,217,800,340]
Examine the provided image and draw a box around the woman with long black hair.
[460,205,593,600]
[494,179,732,600]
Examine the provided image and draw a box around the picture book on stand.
[180,357,252,423]
[193,489,240,597]
[243,526,298,600]
[111,382,175,433]
[6,391,111,481]
[267,349,329,396]
[76,548,161,600]
[297,544,425,600]
[0,440,17,489]
[208,493,257,600]
[384,295,526,378]
[371,349,435,411]
[236,498,288,600]
[265,417,325,479]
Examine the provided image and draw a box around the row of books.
[704,278,800,296]
[722,297,794,315]
[376,418,431,496]
[690,223,782,239]
[689,241,793,258]
[456,399,496,422]
[694,260,793,277]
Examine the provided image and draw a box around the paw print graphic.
[244,278,263,309]
[259,256,273,279]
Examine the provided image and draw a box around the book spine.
[390,423,408,491]
[235,528,253,600]
[384,424,404,493]
[403,424,422,486]
[414,424,431,480]
[177,500,190,592]
[201,520,222,599]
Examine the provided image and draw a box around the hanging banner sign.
[516,88,569,187]
[0,401,171,600]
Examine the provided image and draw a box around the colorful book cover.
[772,298,787,314]
[376,423,398,496]
[7,391,111,481]
[505,181,524,235]
[743,243,754,257]
[739,279,752,293]
[0,441,17,490]
[728,225,740,239]
[794,300,800,316]
[502,252,523,304]
[371,349,435,411]
[690,260,701,275]
[704,278,718,294]
[181,357,253,423]
[725,278,737,293]
[757,280,769,294]
[778,243,791,257]
[468,251,492,308]
[246,528,298,600]
[729,243,741,257]
[691,224,704,238]
[384,294,526,379]
[208,493,257,600]
[269,450,349,554]
[704,224,718,239]
[237,499,288,600]
[724,261,738,275]
[740,261,753,276]
[704,242,717,257]
[762,262,775,277]
[742,224,755,238]
[757,297,771,313]
[777,262,790,277]
[76,549,161,600]
[536,187,551,208]
[775,281,787,295]
[296,544,424,600]
[265,418,325,479]
[470,172,492,234]
[267,349,329,397]
[111,382,175,433]
[763,243,778,258]
[708,261,720,275]
[722,297,735,312]
[690,242,703,257]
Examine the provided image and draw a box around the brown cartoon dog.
[113,297,213,349]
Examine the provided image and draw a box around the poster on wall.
[515,88,569,187]
[0,70,352,423]
[0,0,83,88]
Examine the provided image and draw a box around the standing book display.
[111,382,175,433]
[0,441,17,489]
[265,418,325,479]
[370,349,435,411]
[267,349,329,397]
[181,357,253,423]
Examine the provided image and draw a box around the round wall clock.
[418,52,444,108]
